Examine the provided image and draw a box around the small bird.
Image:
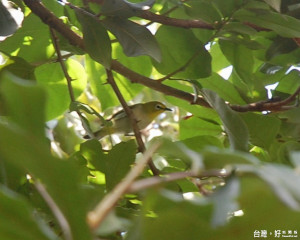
[84,101,172,139]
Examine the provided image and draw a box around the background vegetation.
[1,0,300,239]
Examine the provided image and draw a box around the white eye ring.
[155,104,163,110]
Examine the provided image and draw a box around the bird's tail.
[83,127,112,140]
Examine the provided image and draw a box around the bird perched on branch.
[84,101,172,139]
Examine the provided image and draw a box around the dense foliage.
[1,0,300,239]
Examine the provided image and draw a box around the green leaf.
[105,140,137,191]
[209,177,240,227]
[103,17,161,62]
[274,69,300,95]
[153,137,203,171]
[85,56,143,110]
[113,43,152,76]
[35,58,87,120]
[80,139,107,173]
[101,0,155,18]
[0,55,35,80]
[153,25,211,78]
[0,14,54,63]
[234,8,300,38]
[179,116,223,140]
[0,186,57,240]
[0,1,18,36]
[219,40,254,85]
[241,113,281,149]
[126,189,213,240]
[0,75,93,240]
[202,148,260,169]
[198,73,246,104]
[242,163,300,210]
[201,89,249,151]
[181,136,224,152]
[1,73,46,140]
[183,0,222,24]
[76,10,112,68]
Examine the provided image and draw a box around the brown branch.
[230,86,300,112]
[127,169,230,193]
[23,0,84,49]
[50,28,75,102]
[106,69,160,175]
[87,141,161,230]
[23,0,299,113]
[35,181,73,240]
[110,60,211,108]
[139,11,215,29]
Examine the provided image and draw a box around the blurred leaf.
[126,189,212,240]
[153,25,211,78]
[1,73,46,140]
[274,69,300,94]
[219,40,254,85]
[85,56,143,110]
[181,136,224,152]
[242,163,300,210]
[0,1,18,36]
[263,0,281,12]
[105,140,137,191]
[103,17,161,62]
[113,43,152,76]
[212,0,241,18]
[179,116,223,140]
[266,37,298,60]
[152,137,203,171]
[80,139,107,173]
[35,58,87,120]
[234,8,300,38]
[0,186,57,240]
[101,0,155,18]
[0,13,54,63]
[183,0,222,24]
[209,177,240,227]
[76,10,111,69]
[198,73,246,104]
[202,148,259,169]
[0,55,35,80]
[0,74,93,240]
[241,113,281,149]
[201,89,249,151]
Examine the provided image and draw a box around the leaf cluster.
[1,0,300,239]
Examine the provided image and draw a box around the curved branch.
[139,11,214,29]
[23,0,298,113]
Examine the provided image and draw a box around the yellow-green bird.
[85,101,172,139]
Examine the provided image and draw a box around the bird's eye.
[155,104,162,110]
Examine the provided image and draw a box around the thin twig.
[50,28,75,102]
[49,27,93,136]
[106,69,160,175]
[24,0,299,113]
[87,141,161,230]
[35,181,73,240]
[127,169,230,193]
[157,51,201,82]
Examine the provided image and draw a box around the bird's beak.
[164,107,172,111]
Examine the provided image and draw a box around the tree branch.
[35,181,73,240]
[139,10,215,29]
[23,0,299,113]
[87,141,161,230]
[106,69,160,175]
[127,169,230,193]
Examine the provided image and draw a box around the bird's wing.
[109,104,142,121]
